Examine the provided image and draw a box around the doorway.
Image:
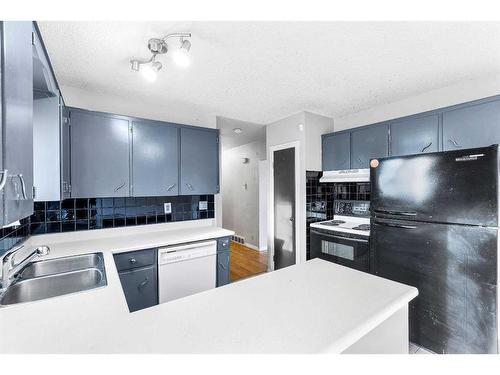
[273,147,296,270]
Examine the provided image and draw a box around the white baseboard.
[231,240,265,252]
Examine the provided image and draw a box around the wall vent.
[232,235,245,244]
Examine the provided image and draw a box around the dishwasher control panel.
[158,240,217,265]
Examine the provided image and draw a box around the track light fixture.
[130,32,192,81]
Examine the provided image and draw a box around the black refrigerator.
[370,145,498,354]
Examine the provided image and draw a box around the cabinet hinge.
[64,117,70,125]
[32,186,36,199]
[32,32,35,46]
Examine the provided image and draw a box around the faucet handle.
[36,246,50,256]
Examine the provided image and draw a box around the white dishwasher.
[158,240,217,303]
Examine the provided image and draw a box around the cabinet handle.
[166,184,176,191]
[17,174,28,200]
[137,277,149,289]
[114,182,126,192]
[219,263,227,270]
[448,138,462,148]
[420,142,432,153]
[129,258,137,264]
[186,183,194,191]
[0,170,8,191]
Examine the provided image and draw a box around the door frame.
[268,141,301,271]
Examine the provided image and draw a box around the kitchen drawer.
[217,237,230,253]
[117,266,158,312]
[114,249,156,272]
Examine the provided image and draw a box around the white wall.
[222,139,266,248]
[304,111,334,170]
[334,74,500,131]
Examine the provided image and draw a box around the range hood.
[320,169,370,183]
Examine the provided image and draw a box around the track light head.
[131,32,192,80]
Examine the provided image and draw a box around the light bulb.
[141,64,157,82]
[173,49,190,67]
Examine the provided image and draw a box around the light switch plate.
[199,201,208,210]
[164,202,172,214]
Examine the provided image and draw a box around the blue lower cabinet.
[117,266,158,312]
[114,248,158,312]
[216,237,231,287]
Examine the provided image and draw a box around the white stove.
[310,215,370,237]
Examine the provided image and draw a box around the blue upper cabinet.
[351,124,389,168]
[390,115,439,157]
[443,99,500,151]
[322,133,350,170]
[132,120,179,196]
[180,127,219,195]
[0,21,34,226]
[70,110,131,198]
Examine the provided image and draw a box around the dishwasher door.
[158,240,217,303]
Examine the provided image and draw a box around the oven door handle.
[310,229,369,243]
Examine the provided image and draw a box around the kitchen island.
[0,220,417,353]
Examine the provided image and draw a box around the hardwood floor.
[230,241,268,282]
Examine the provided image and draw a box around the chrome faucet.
[1,243,50,292]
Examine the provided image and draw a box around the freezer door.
[371,218,498,354]
[370,145,498,226]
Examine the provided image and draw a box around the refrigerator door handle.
[373,209,417,217]
[373,220,417,230]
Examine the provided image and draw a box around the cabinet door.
[443,100,500,151]
[390,115,439,157]
[70,110,130,198]
[180,127,219,195]
[322,133,350,170]
[118,266,158,312]
[1,22,34,225]
[61,106,71,199]
[216,249,230,287]
[351,124,389,168]
[132,120,179,196]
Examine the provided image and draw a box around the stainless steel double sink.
[0,253,107,306]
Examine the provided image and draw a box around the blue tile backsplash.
[0,195,214,258]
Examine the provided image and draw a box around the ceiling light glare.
[233,128,243,134]
[141,64,158,82]
[173,39,191,67]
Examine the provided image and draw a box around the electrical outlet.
[199,201,208,210]
[164,202,172,214]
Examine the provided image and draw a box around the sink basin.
[19,253,103,279]
[0,252,107,306]
[0,268,106,305]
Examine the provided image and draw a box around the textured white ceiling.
[38,21,500,127]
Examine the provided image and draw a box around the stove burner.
[322,220,346,226]
[352,224,370,231]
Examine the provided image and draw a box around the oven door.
[310,229,370,272]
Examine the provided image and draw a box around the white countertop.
[0,220,417,353]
